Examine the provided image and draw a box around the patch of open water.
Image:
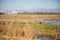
[35,36,51,40]
[42,20,60,25]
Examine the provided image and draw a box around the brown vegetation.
[0,12,60,40]
[0,26,60,40]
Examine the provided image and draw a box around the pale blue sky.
[0,0,60,12]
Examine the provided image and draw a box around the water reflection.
[0,30,3,35]
[35,36,51,40]
[42,20,60,25]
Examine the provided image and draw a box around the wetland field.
[0,12,60,40]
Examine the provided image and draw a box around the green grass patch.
[30,24,60,31]
[12,23,25,28]
[0,21,60,31]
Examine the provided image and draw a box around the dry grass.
[0,24,60,40]
[0,12,60,40]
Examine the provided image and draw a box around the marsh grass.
[0,21,60,32]
[30,24,60,31]
[0,13,60,40]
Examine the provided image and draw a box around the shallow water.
[0,31,3,35]
[35,36,51,40]
[42,21,60,25]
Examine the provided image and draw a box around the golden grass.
[0,12,60,40]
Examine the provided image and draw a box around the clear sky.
[0,0,60,12]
